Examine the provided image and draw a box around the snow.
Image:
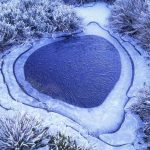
[0,2,149,150]
[99,112,139,145]
[75,3,111,26]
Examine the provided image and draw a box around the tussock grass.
[0,0,81,51]
[131,86,150,149]
[109,0,150,51]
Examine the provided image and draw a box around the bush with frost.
[109,0,150,51]
[63,0,115,5]
[0,0,81,50]
[0,113,89,150]
[49,132,88,150]
[131,86,150,149]
[0,113,49,149]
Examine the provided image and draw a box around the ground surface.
[0,2,149,150]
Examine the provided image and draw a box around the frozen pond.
[24,35,121,108]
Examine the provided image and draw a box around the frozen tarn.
[24,35,121,108]
[0,2,149,150]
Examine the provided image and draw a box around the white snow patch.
[76,2,111,26]
[99,112,139,145]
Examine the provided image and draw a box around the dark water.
[24,35,121,108]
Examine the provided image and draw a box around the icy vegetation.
[49,132,89,150]
[0,0,81,50]
[63,0,115,4]
[0,113,49,149]
[0,113,88,150]
[109,0,150,51]
[131,86,150,150]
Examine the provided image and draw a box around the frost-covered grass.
[63,0,115,5]
[49,132,89,150]
[0,0,81,51]
[0,113,89,150]
[131,86,150,150]
[109,0,150,51]
[0,113,49,149]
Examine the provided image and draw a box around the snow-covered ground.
[0,2,149,150]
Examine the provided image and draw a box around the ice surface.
[24,35,121,108]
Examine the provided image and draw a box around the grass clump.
[0,0,81,50]
[0,113,89,150]
[131,86,150,150]
[49,132,88,150]
[109,0,150,51]
[63,0,115,5]
[0,113,49,149]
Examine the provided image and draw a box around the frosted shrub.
[0,113,49,149]
[49,132,88,150]
[109,0,150,50]
[131,86,150,149]
[0,0,81,50]
[63,0,115,5]
[0,113,90,150]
